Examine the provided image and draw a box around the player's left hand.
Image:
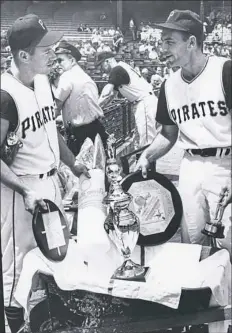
[219,183,232,208]
[70,163,91,178]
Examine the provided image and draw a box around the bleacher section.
[1,1,114,35]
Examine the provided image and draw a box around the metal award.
[103,135,146,281]
[202,189,227,246]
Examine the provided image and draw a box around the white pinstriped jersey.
[165,56,231,149]
[1,73,59,175]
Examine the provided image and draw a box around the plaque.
[33,199,70,262]
[121,170,183,246]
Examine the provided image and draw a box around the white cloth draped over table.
[14,134,231,332]
[15,240,230,314]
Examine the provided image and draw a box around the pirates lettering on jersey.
[170,100,228,124]
[21,105,56,139]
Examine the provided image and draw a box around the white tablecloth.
[15,240,231,316]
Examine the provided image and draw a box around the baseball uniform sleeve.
[155,81,175,125]
[0,90,18,131]
[55,74,73,102]
[222,60,231,110]
[108,66,130,89]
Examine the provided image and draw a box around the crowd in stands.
[1,9,231,85]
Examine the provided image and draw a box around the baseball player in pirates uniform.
[1,15,89,333]
[135,11,231,258]
[97,52,159,148]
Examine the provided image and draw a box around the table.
[28,246,231,333]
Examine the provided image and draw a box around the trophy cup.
[202,189,227,247]
[103,135,146,281]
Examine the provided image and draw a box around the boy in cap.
[135,10,231,258]
[1,15,89,332]
[54,40,108,156]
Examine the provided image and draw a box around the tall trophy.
[202,189,227,247]
[103,135,146,281]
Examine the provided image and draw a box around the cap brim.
[96,52,115,67]
[96,58,105,67]
[37,31,63,47]
[154,22,189,32]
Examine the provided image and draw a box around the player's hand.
[219,184,232,208]
[23,189,47,214]
[71,163,91,178]
[134,154,150,179]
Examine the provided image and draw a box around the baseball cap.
[95,51,115,66]
[8,14,63,51]
[55,40,81,62]
[155,10,203,38]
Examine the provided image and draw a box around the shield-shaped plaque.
[32,199,70,261]
[121,170,183,246]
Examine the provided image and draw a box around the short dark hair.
[180,30,204,48]
[11,45,36,64]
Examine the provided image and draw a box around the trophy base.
[201,224,225,239]
[111,259,149,282]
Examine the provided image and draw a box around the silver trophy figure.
[202,188,227,247]
[104,135,145,280]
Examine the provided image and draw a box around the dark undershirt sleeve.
[155,81,175,125]
[0,90,18,131]
[222,60,231,110]
[108,66,130,89]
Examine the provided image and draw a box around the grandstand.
[1,0,231,148]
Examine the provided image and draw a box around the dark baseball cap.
[55,40,82,62]
[155,10,203,38]
[8,14,63,51]
[95,51,115,66]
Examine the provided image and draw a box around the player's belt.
[39,168,57,179]
[186,147,231,158]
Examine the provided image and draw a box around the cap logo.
[168,11,175,20]
[38,19,46,30]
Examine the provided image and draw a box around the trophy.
[103,135,146,280]
[202,189,228,247]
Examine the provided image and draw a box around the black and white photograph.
[0,0,231,332]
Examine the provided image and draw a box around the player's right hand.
[134,155,150,179]
[23,189,47,214]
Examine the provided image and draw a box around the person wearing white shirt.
[149,47,159,60]
[54,41,108,155]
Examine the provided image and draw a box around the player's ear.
[18,50,30,62]
[188,35,196,50]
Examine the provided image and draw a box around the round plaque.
[32,199,70,262]
[121,170,183,246]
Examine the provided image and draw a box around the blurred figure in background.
[54,41,108,156]
[129,59,141,76]
[97,52,159,149]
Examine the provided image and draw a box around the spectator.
[1,57,7,74]
[91,31,102,49]
[108,26,116,37]
[221,45,230,58]
[156,66,163,77]
[141,67,150,82]
[139,40,147,53]
[97,42,111,53]
[103,28,108,36]
[129,59,141,75]
[77,24,84,32]
[129,18,136,41]
[149,47,159,60]
[83,42,96,56]
[113,33,123,52]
